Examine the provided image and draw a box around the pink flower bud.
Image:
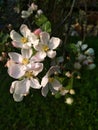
[33,28,42,36]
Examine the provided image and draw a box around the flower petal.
[30,78,41,89]
[12,41,23,48]
[13,93,23,102]
[51,79,62,91]
[47,50,56,58]
[8,64,25,79]
[21,48,33,59]
[8,52,23,63]
[41,75,48,87]
[10,30,22,42]
[49,37,61,49]
[10,80,18,94]
[20,24,31,38]
[41,84,49,97]
[14,79,30,95]
[40,32,50,44]
[31,51,46,62]
[31,63,43,76]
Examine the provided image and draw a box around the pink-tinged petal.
[13,93,23,102]
[41,84,49,97]
[49,37,61,49]
[41,76,48,87]
[40,32,50,44]
[31,51,46,62]
[8,64,25,79]
[31,63,43,76]
[6,59,14,68]
[21,48,33,59]
[14,79,30,95]
[12,41,23,48]
[30,78,41,89]
[51,79,62,91]
[20,24,31,38]
[10,30,22,42]
[47,50,56,58]
[10,80,18,94]
[8,52,23,63]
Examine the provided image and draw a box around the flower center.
[22,58,29,65]
[25,71,33,78]
[21,37,28,44]
[49,77,54,83]
[42,45,49,52]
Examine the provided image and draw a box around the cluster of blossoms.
[6,24,63,102]
[74,41,96,70]
[5,2,96,105]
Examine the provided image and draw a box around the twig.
[53,0,76,33]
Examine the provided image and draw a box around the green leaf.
[35,14,48,26]
[41,21,51,33]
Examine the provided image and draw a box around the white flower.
[33,32,61,59]
[8,48,32,77]
[21,3,38,18]
[10,24,39,49]
[9,62,43,102]
[41,66,62,97]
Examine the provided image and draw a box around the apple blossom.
[33,32,61,59]
[41,66,62,97]
[10,24,39,49]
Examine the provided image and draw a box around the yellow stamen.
[21,37,28,44]
[42,45,49,52]
[49,77,54,83]
[25,71,33,78]
[22,58,29,65]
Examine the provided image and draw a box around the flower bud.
[33,28,42,36]
[65,97,73,105]
[30,3,38,11]
[37,9,43,16]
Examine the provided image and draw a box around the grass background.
[0,37,98,130]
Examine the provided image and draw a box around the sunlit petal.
[49,37,61,49]
[14,79,30,95]
[8,52,23,63]
[8,64,25,79]
[21,48,33,59]
[20,24,31,38]
[30,78,41,89]
[47,50,56,58]
[31,51,46,62]
[10,30,22,42]
[40,32,50,44]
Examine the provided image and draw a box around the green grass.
[0,37,98,130]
